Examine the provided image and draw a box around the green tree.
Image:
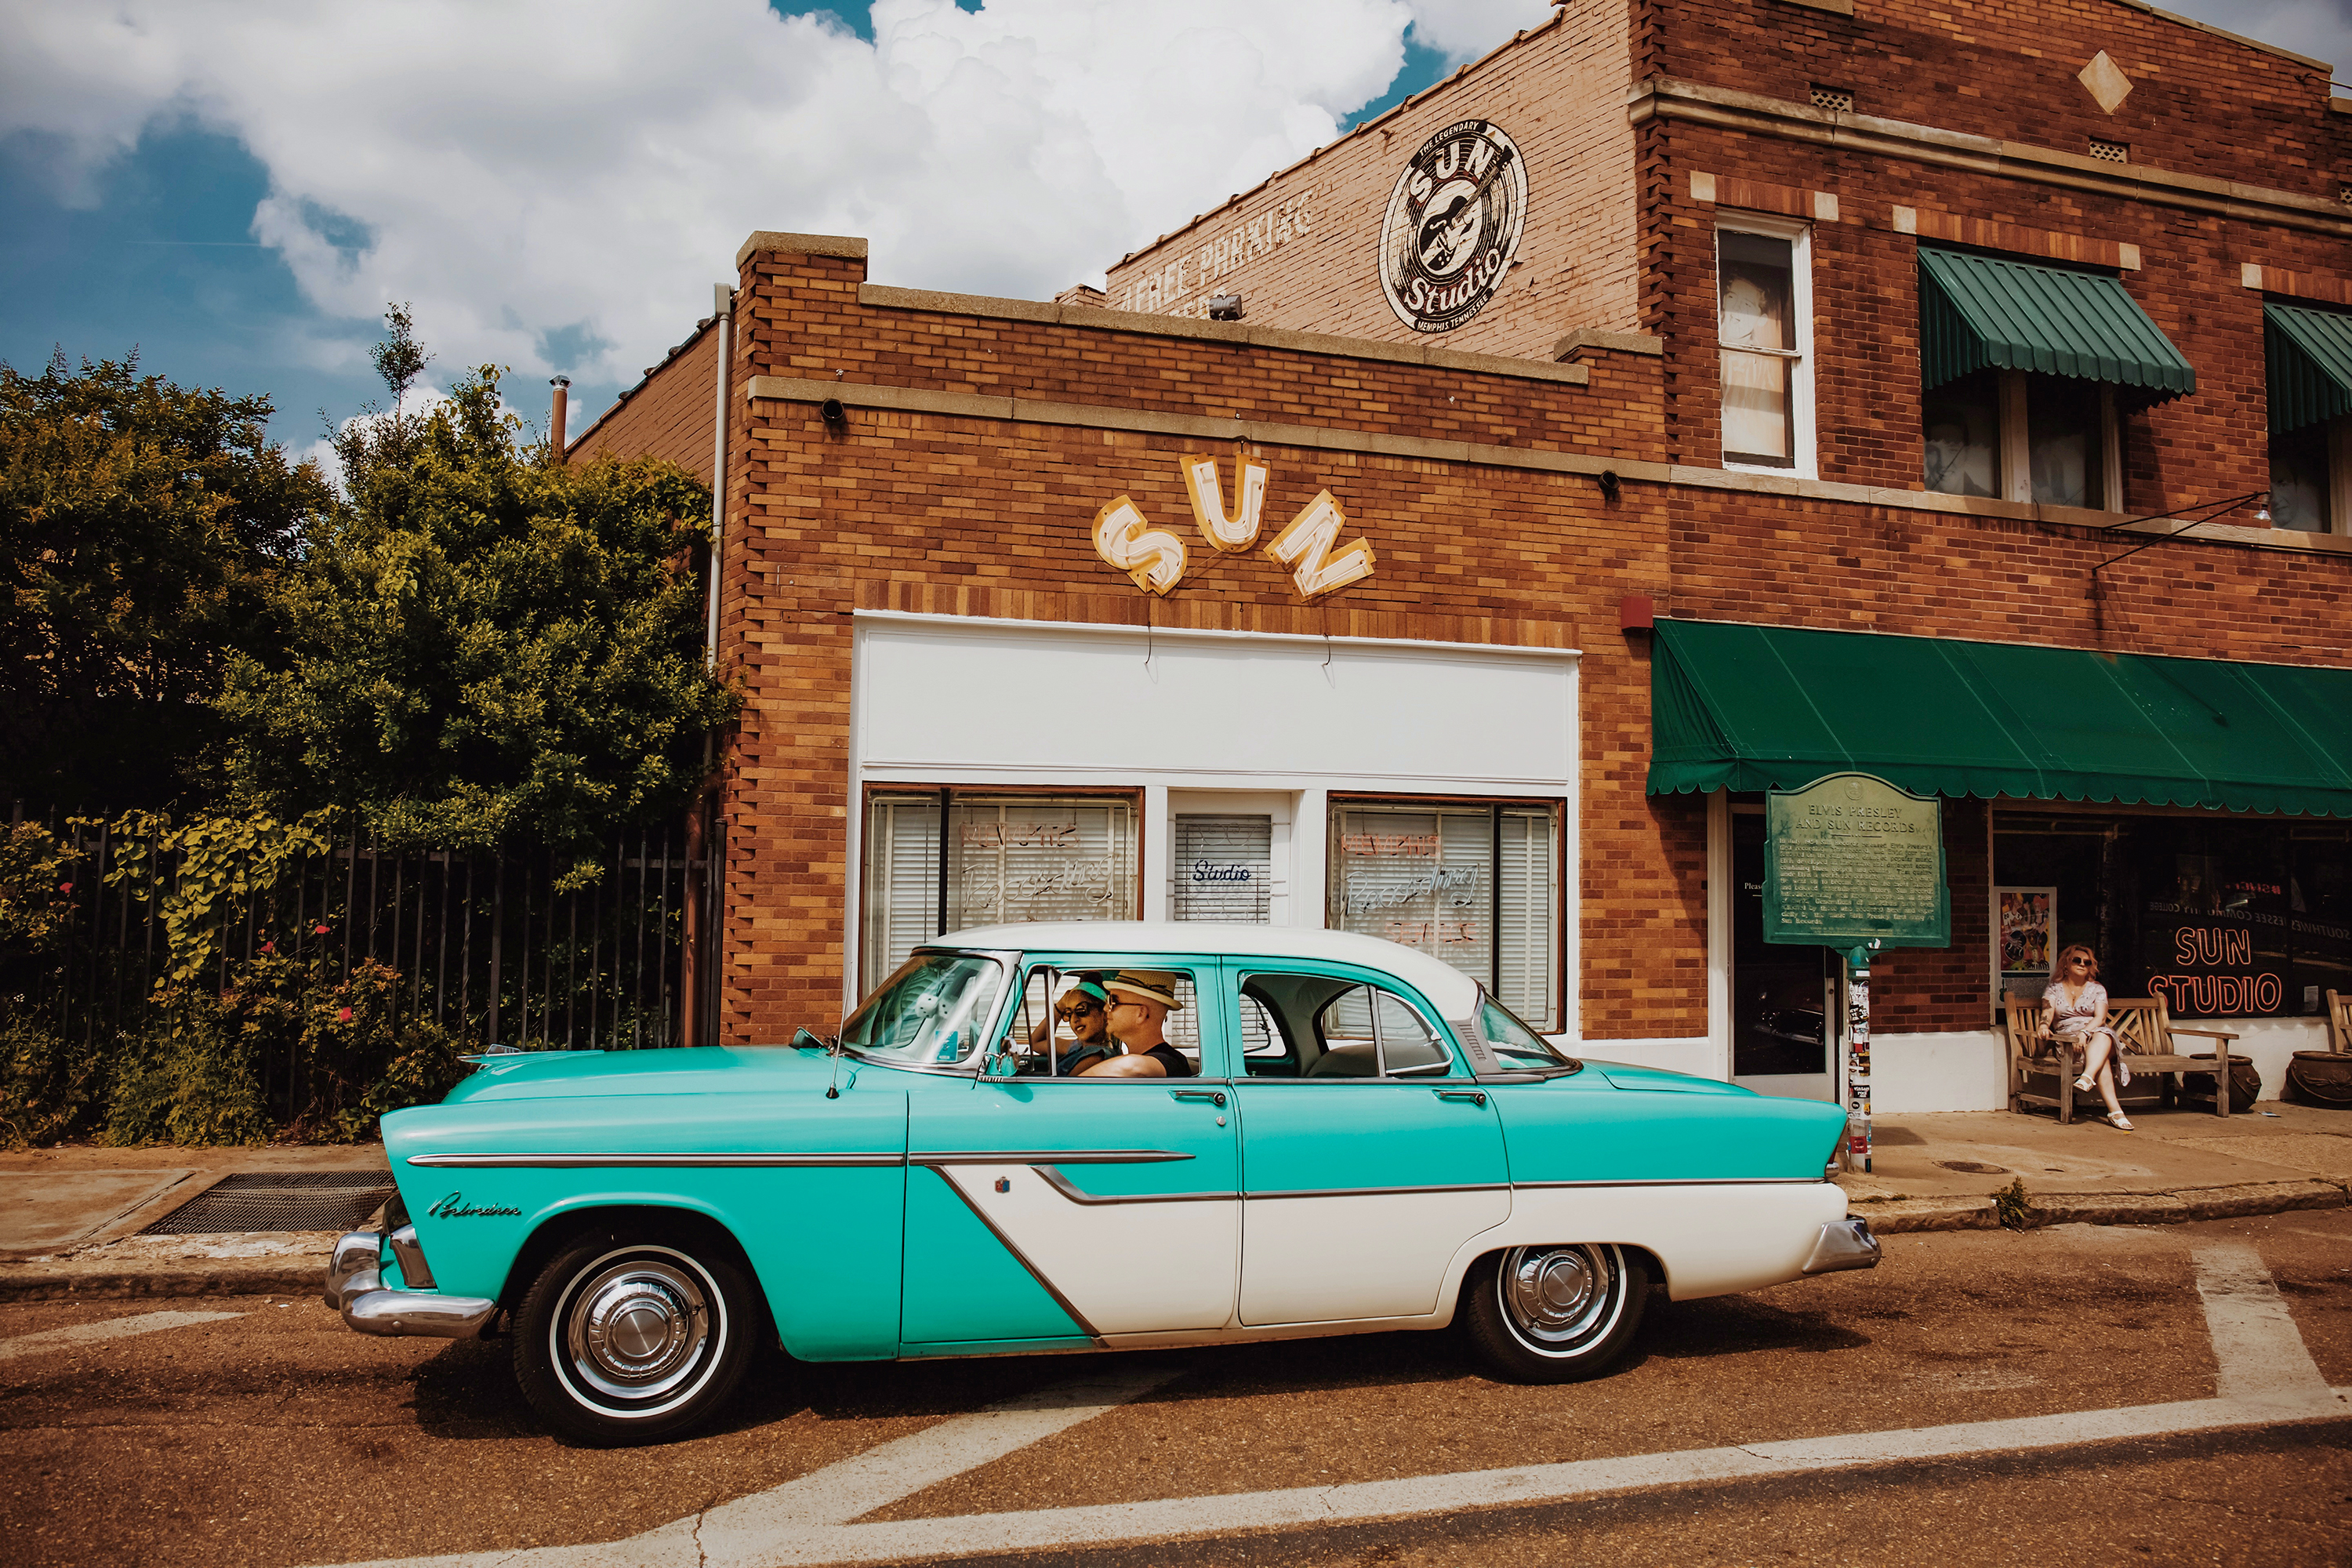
[0,351,333,808]
[219,323,733,887]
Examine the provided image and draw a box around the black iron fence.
[11,811,706,1059]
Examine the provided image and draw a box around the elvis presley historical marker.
[1763,772,1949,1177]
[1762,773,1950,949]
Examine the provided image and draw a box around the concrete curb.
[2017,1178,2347,1229]
[0,1262,325,1303]
[1845,1196,2001,1233]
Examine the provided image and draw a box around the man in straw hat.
[1083,969,1196,1078]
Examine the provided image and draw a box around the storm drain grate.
[142,1171,396,1236]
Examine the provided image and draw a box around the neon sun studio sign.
[1091,455,1375,601]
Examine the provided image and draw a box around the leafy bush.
[0,1010,111,1150]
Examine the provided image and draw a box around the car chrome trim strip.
[1512,1177,1829,1189]
[909,1149,1195,1165]
[924,1167,1108,1345]
[1029,1167,1232,1207]
[405,1152,903,1168]
[1243,1182,1511,1201]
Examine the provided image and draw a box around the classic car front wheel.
[1461,1243,1649,1383]
[514,1225,758,1446]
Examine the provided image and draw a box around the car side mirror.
[982,1039,1018,1078]
[791,1027,829,1051]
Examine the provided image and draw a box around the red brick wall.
[570,321,721,483]
[714,243,1679,1044]
[1651,0,2343,194]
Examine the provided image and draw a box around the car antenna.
[825,1033,846,1098]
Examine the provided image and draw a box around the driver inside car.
[1022,974,1123,1077]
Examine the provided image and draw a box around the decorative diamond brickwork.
[2089,137,2130,164]
[1809,85,1855,112]
[2078,49,2133,114]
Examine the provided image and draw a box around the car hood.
[1584,1061,1758,1096]
[439,1046,837,1103]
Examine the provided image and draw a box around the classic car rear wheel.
[1461,1243,1647,1383]
[514,1225,757,1445]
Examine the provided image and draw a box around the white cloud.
[1403,0,1557,64]
[0,0,1419,395]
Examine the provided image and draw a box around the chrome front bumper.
[1800,1216,1882,1275]
[325,1229,499,1338]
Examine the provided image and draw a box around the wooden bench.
[2003,996,2241,1123]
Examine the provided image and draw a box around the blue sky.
[0,1,1455,455]
[0,0,2335,461]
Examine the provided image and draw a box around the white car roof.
[928,921,1486,1020]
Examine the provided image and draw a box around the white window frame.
[1715,212,1817,481]
[1995,372,2121,510]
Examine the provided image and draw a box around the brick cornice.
[851,284,1592,385]
[744,376,2352,560]
[1630,77,2352,240]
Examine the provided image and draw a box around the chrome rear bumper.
[1800,1216,1882,1275]
[325,1229,499,1338]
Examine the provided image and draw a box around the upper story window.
[2263,302,2352,534]
[1923,369,2118,508]
[1917,248,2194,510]
[1717,217,1813,476]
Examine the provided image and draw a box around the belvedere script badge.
[1377,120,1527,334]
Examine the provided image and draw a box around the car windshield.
[1478,991,1579,1070]
[840,953,1006,1067]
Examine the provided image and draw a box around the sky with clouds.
[1,0,2343,457]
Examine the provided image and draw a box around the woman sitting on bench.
[2045,945,2133,1131]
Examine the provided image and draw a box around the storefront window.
[1328,801,1557,1029]
[1992,814,2352,1018]
[863,792,1137,991]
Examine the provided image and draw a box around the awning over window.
[2265,301,2352,435]
[1918,247,2196,405]
[1647,619,2352,817]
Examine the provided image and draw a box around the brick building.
[574,0,2352,1118]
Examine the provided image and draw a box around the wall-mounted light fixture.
[1597,470,1621,504]
[1207,295,1243,321]
[819,397,847,430]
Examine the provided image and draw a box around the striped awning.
[1919,247,2195,405]
[2264,301,2352,436]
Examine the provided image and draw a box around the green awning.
[1919,247,2195,405]
[1647,619,2352,817]
[2265,301,2352,435]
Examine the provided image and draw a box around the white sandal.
[2105,1112,2134,1131]
[2073,1074,2096,1093]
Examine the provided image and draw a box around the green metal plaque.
[1763,772,1950,948]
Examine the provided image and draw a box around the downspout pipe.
[706,283,733,669]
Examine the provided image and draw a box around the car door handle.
[1435,1089,1488,1108]
[1172,1088,1228,1108]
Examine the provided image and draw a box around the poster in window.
[1995,886,2056,1000]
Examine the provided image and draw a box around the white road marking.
[2190,1241,2332,1406]
[316,1243,2352,1568]
[0,1309,242,1364]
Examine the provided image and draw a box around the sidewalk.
[3,1102,2347,1299]
[1844,1101,2352,1232]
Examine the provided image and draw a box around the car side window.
[1315,985,1453,1077]
[1007,964,1207,1077]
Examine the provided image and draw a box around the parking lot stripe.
[0,1309,241,1364]
[2190,1241,2332,1406]
[321,1244,2352,1568]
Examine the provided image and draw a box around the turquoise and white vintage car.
[327,924,1877,1444]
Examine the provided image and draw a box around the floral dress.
[2043,978,2127,1081]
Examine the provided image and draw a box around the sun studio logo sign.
[1377,120,1528,333]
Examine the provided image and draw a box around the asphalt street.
[4,1211,2347,1568]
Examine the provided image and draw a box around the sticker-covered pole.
[1844,941,1879,1173]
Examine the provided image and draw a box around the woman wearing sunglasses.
[2045,944,2132,1131]
[1024,974,1123,1077]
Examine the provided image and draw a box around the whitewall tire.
[1461,1243,1648,1383]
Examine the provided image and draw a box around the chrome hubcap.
[564,1257,710,1401]
[1502,1244,1617,1347]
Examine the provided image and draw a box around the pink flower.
[260,942,276,954]
[336,1007,354,1023]
[314,923,329,935]
[57,882,71,895]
